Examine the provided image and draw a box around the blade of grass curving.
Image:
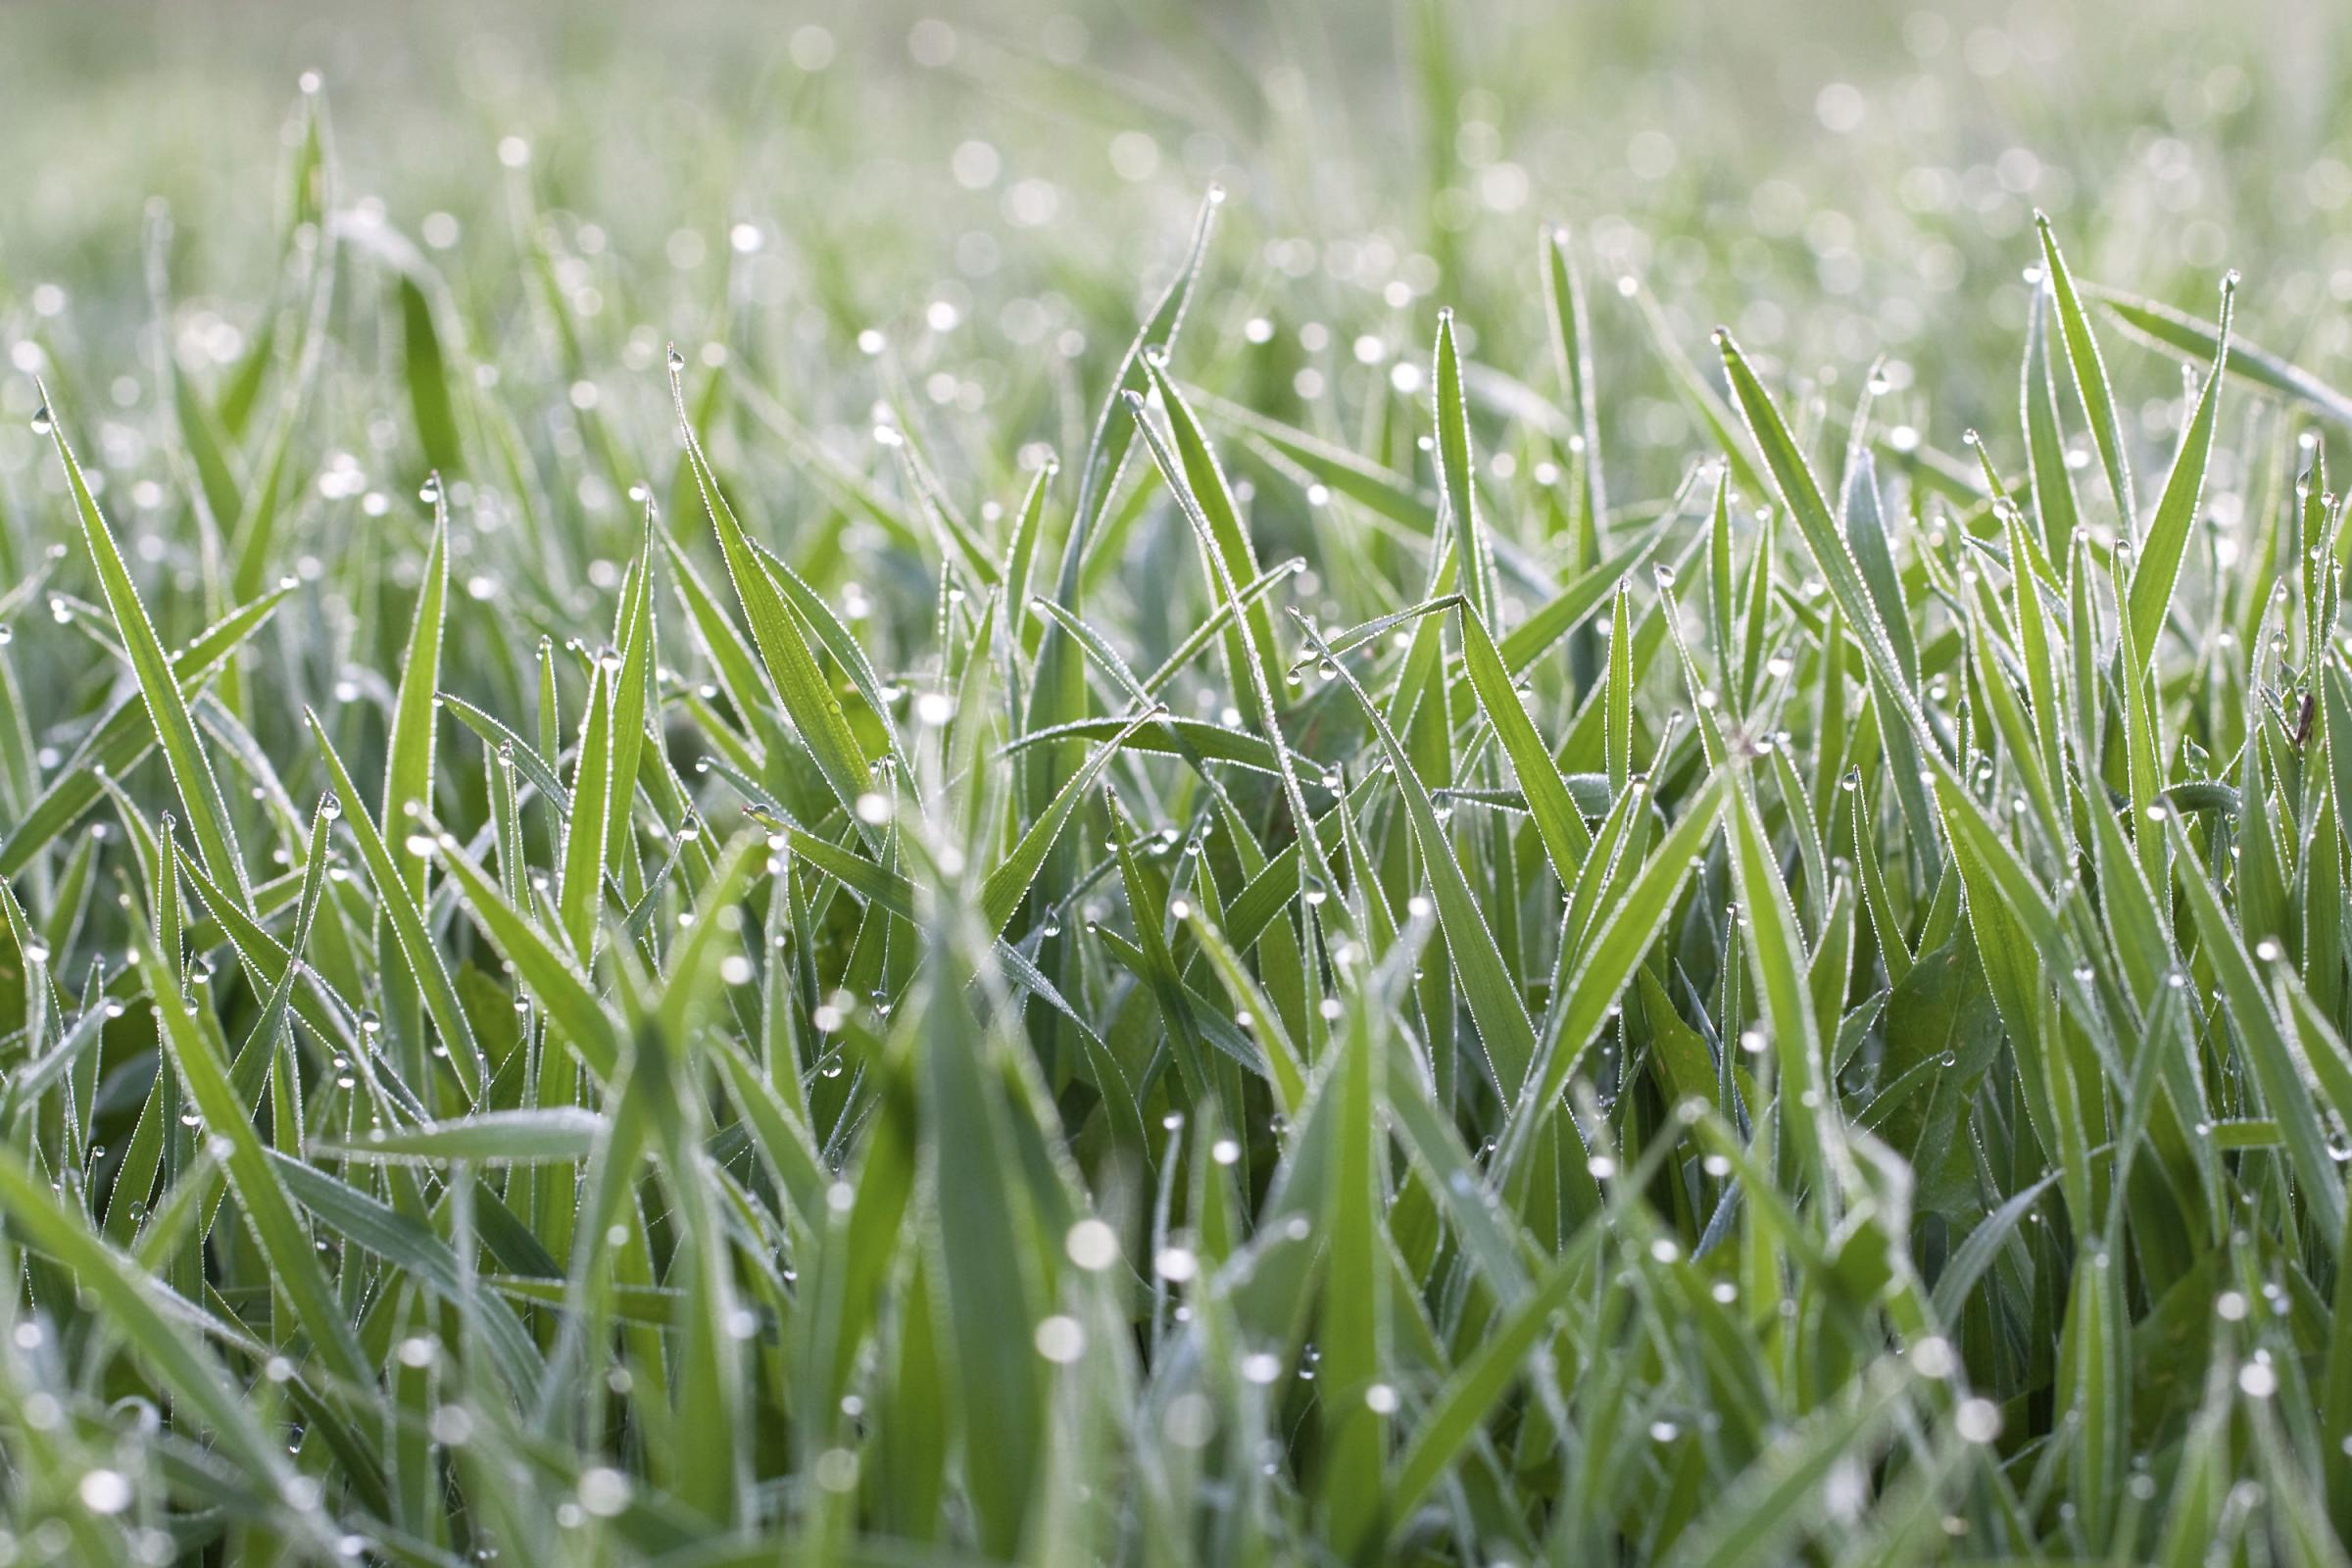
[0,1144,311,1511]
[1714,338,1929,751]
[1195,389,1438,529]
[2166,817,2346,1246]
[667,354,875,840]
[1459,604,1593,883]
[2090,281,2352,428]
[1663,1364,1910,1568]
[38,382,251,906]
[1137,362,1283,688]
[1499,774,1726,1182]
[136,930,372,1393]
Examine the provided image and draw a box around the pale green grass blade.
[2122,275,2232,664]
[39,384,252,906]
[1667,1370,1912,1568]
[981,707,1165,935]
[0,1144,315,1524]
[557,662,615,959]
[1459,604,1594,883]
[1136,363,1283,689]
[307,713,485,1098]
[668,355,875,835]
[325,1107,607,1164]
[2021,279,2083,558]
[1723,770,1837,1190]
[1715,337,1928,750]
[1499,774,1725,1179]
[1316,957,1388,1558]
[426,822,621,1082]
[2091,280,2352,427]
[2167,817,2346,1247]
[1543,223,1607,530]
[1297,610,1538,1098]
[2035,214,2137,524]
[137,932,373,1392]
[382,491,449,897]
[1434,310,1497,624]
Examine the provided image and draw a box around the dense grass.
[5,13,2352,1564]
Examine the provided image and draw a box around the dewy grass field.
[2,0,2352,1562]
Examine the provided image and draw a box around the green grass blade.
[39,383,251,906]
[2122,274,2232,664]
[2035,214,2136,524]
[306,712,485,1098]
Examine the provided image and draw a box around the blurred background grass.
[3,0,2349,543]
